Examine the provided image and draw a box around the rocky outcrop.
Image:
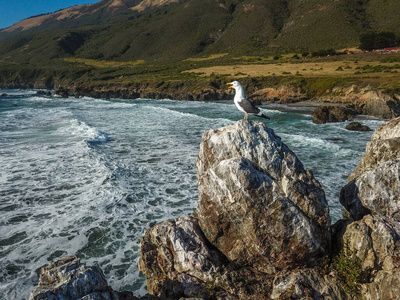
[29,256,138,300]
[340,117,400,221]
[312,105,358,124]
[333,117,400,299]
[250,85,307,104]
[345,121,372,131]
[139,120,332,299]
[195,120,330,272]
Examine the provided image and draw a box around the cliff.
[29,118,400,299]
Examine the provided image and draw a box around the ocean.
[0,90,384,299]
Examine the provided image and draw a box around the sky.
[0,0,97,29]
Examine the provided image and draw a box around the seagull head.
[227,81,242,91]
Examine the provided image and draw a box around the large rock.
[341,117,400,221]
[313,106,357,124]
[139,215,225,299]
[195,120,331,273]
[333,215,400,300]
[29,256,137,300]
[348,117,400,181]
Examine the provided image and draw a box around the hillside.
[1,0,400,63]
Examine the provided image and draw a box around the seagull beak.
[227,82,233,89]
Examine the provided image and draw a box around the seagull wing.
[238,99,261,114]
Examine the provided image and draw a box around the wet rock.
[55,87,69,98]
[195,120,330,273]
[1,93,7,97]
[36,90,52,96]
[313,106,357,124]
[29,256,137,300]
[345,121,372,131]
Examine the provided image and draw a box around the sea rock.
[312,106,357,124]
[341,117,400,221]
[195,120,331,273]
[29,256,137,300]
[1,93,7,97]
[345,121,372,131]
[55,87,69,98]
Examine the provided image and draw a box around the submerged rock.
[29,256,137,300]
[345,121,372,131]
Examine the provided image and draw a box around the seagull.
[227,81,270,120]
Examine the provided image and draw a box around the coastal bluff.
[29,118,400,299]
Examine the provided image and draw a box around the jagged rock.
[55,87,69,98]
[250,85,307,104]
[195,120,330,273]
[139,215,225,299]
[340,117,400,221]
[29,256,137,300]
[270,269,351,300]
[332,215,400,299]
[313,106,357,124]
[341,159,400,221]
[1,93,7,97]
[349,117,400,181]
[36,90,52,96]
[345,121,372,131]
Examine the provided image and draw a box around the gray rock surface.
[195,120,330,273]
[341,117,400,221]
[29,256,137,300]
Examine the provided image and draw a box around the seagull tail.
[257,112,270,120]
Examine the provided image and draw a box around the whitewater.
[0,90,384,299]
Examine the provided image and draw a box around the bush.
[332,242,362,295]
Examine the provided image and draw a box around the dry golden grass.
[183,53,228,62]
[185,60,400,77]
[64,58,145,68]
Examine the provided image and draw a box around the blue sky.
[0,0,97,29]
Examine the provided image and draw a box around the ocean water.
[0,90,384,299]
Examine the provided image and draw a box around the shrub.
[332,242,362,295]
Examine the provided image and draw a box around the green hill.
[0,0,400,90]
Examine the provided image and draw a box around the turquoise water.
[0,90,383,299]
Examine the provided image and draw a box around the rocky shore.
[52,83,400,121]
[29,117,400,299]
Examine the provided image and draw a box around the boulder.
[195,120,331,273]
[29,256,137,300]
[333,215,400,299]
[341,117,400,221]
[340,159,400,221]
[348,117,400,181]
[139,215,224,299]
[345,121,372,132]
[313,106,357,124]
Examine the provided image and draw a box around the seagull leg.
[244,113,248,120]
